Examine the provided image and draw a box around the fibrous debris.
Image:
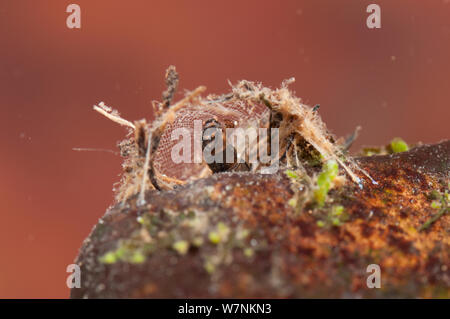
[93,66,375,204]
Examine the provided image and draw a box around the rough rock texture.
[71,141,449,298]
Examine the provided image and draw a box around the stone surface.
[71,141,449,298]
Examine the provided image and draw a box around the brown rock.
[71,141,449,298]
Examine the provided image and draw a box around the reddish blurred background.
[0,0,448,298]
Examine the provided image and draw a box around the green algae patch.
[208,222,230,245]
[314,160,339,207]
[243,248,254,258]
[99,241,148,265]
[419,187,449,232]
[389,138,409,153]
[172,240,190,255]
[315,205,349,228]
[99,251,117,264]
[285,169,299,180]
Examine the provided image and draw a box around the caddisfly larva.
[92,66,376,205]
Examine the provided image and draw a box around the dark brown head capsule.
[202,118,250,173]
